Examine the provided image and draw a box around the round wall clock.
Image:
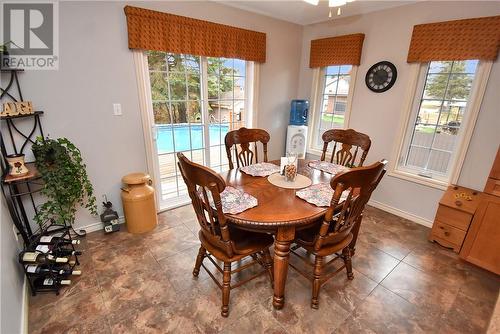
[365,61,397,93]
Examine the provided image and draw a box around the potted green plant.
[32,137,97,226]
[0,41,13,69]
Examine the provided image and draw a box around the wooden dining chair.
[224,127,270,169]
[320,129,371,167]
[177,152,274,317]
[290,159,387,309]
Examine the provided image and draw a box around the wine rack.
[1,69,85,296]
[1,69,45,245]
[21,221,82,295]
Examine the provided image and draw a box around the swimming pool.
[156,124,229,154]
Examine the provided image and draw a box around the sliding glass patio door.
[144,51,252,209]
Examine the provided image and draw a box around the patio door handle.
[151,125,158,141]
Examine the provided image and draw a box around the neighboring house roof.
[210,85,245,113]
[325,76,349,96]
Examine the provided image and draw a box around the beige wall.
[15,1,302,228]
[299,1,500,222]
[4,1,499,229]
[1,197,25,334]
[2,1,498,327]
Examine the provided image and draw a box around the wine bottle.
[53,248,82,257]
[35,244,82,257]
[33,277,71,288]
[38,235,80,245]
[20,251,68,264]
[25,264,65,275]
[25,264,81,276]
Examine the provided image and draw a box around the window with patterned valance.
[308,33,365,153]
[309,33,365,68]
[392,15,499,187]
[124,6,267,63]
[407,15,500,63]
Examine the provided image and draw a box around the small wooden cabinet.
[459,147,500,275]
[459,193,500,275]
[484,148,500,197]
[429,185,481,252]
[430,148,500,274]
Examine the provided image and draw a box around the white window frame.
[133,51,259,210]
[389,60,492,190]
[307,66,358,157]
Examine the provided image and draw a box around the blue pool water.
[156,124,229,154]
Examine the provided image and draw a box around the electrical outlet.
[113,103,122,116]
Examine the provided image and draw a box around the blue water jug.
[290,100,309,125]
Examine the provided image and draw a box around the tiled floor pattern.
[28,205,499,333]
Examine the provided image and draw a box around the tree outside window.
[147,52,238,124]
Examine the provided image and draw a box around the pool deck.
[159,146,227,197]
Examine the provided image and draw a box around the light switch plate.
[113,103,122,116]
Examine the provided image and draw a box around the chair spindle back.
[321,129,371,167]
[313,160,387,251]
[177,152,235,257]
[224,127,270,169]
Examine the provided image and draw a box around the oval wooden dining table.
[219,159,335,310]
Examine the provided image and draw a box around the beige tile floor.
[28,205,499,334]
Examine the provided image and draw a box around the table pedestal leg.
[273,226,295,309]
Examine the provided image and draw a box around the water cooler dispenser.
[286,100,309,159]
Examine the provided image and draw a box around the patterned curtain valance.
[124,6,266,63]
[309,33,365,68]
[407,15,500,63]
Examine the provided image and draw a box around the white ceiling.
[217,0,418,25]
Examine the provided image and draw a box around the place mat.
[240,162,281,177]
[308,160,350,175]
[296,183,349,207]
[198,186,257,214]
[267,173,312,190]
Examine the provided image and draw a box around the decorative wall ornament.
[0,101,33,117]
[1,102,16,116]
[6,153,29,177]
[17,101,33,115]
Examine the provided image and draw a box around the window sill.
[306,148,324,158]
[307,149,449,191]
[387,169,449,191]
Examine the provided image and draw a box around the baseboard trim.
[368,200,434,228]
[76,216,126,234]
[22,276,28,334]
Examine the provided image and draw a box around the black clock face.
[365,61,397,93]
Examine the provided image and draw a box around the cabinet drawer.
[432,221,467,247]
[435,205,472,231]
[484,178,500,197]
